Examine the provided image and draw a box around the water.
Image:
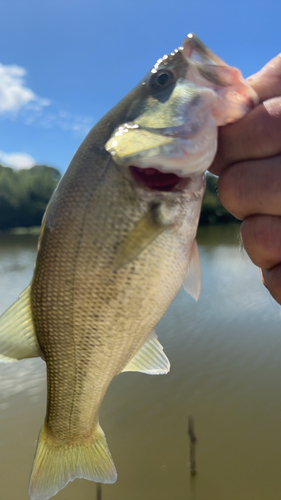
[0,227,281,500]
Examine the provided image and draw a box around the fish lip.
[129,166,192,192]
[136,123,199,140]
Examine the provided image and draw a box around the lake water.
[0,226,281,500]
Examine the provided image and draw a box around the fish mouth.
[129,166,191,192]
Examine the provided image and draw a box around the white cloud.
[24,109,94,136]
[0,150,36,169]
[0,61,94,136]
[56,113,93,135]
[0,63,50,114]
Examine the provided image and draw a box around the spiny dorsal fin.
[0,285,40,362]
[122,330,170,375]
[183,239,201,301]
[113,204,173,271]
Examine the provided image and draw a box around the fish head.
[105,33,258,191]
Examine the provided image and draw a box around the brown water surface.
[0,226,281,500]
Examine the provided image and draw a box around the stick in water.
[96,483,102,500]
[187,413,197,476]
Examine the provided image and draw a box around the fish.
[0,34,257,500]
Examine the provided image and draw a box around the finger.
[247,53,281,102]
[261,265,281,305]
[210,97,281,176]
[241,215,281,269]
[217,155,281,220]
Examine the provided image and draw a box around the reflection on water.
[1,227,281,500]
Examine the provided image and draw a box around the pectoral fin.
[113,204,173,271]
[122,330,170,375]
[0,286,40,362]
[183,239,201,301]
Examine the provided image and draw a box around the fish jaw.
[106,112,217,178]
[105,34,258,179]
[105,101,218,178]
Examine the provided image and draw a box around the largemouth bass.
[0,34,257,500]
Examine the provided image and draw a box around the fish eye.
[149,69,175,91]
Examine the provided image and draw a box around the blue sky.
[0,0,280,173]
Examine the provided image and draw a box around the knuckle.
[242,216,281,269]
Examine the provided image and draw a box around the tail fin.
[29,422,117,500]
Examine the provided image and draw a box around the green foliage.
[0,164,61,230]
[199,173,237,225]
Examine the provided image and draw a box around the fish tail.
[29,421,117,500]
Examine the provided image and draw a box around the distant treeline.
[0,164,60,230]
[0,165,236,231]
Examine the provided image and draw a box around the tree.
[0,165,60,230]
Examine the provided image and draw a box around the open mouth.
[130,166,183,191]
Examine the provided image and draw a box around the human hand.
[209,54,281,304]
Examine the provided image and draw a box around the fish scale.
[32,159,188,442]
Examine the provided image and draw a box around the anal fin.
[0,285,40,362]
[122,330,170,375]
